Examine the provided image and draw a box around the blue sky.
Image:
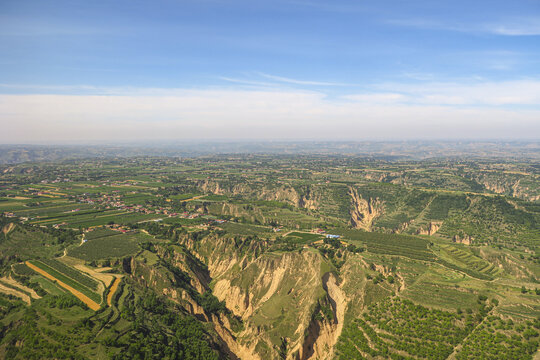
[0,0,539,142]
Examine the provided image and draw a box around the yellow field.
[107,278,121,306]
[180,195,206,202]
[0,282,31,304]
[1,276,41,300]
[2,223,15,235]
[72,263,114,287]
[46,191,67,196]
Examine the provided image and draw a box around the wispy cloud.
[218,77,281,88]
[258,72,351,86]
[483,18,540,36]
[386,18,467,33]
[218,72,354,88]
[0,16,108,36]
[387,16,540,36]
[288,1,368,13]
[0,84,182,96]
[399,72,437,81]
[367,79,540,106]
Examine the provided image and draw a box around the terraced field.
[39,258,100,291]
[26,260,102,309]
[435,244,501,279]
[0,278,34,304]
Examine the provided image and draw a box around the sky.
[0,0,539,143]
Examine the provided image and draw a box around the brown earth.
[73,264,115,287]
[0,276,40,300]
[0,282,31,304]
[2,223,15,235]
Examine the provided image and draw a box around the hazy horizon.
[1,138,540,146]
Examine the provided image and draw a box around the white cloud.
[370,80,540,106]
[1,81,539,143]
[343,93,407,104]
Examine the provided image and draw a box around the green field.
[84,228,118,240]
[284,231,323,243]
[220,222,273,236]
[334,229,437,261]
[435,243,501,278]
[68,233,145,261]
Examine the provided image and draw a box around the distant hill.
[0,140,539,164]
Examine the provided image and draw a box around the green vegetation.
[0,153,539,360]
[84,228,117,240]
[12,263,36,276]
[0,280,221,360]
[109,287,221,360]
[336,297,480,359]
[284,231,323,243]
[68,233,143,261]
[456,316,539,359]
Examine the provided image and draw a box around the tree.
[277,337,288,360]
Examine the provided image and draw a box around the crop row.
[28,260,101,304]
[442,245,499,275]
[335,229,437,261]
[366,243,436,261]
[39,258,99,291]
[84,228,118,240]
[436,258,493,281]
[69,234,141,261]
